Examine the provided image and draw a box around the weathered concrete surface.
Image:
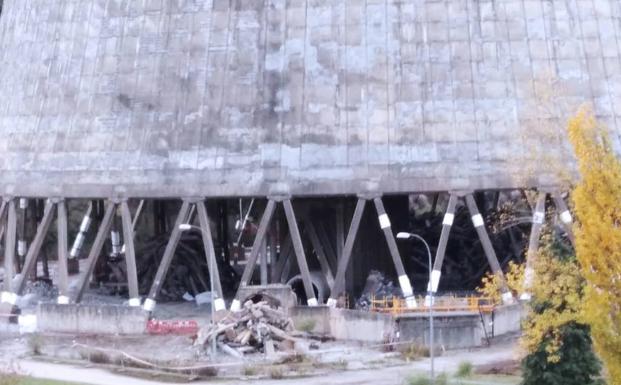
[290,306,394,342]
[397,311,485,349]
[484,303,525,337]
[398,305,523,349]
[0,0,619,197]
[37,303,148,334]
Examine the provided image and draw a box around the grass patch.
[455,361,473,378]
[242,366,258,376]
[399,343,430,361]
[2,377,89,385]
[404,373,448,385]
[296,318,317,333]
[27,334,43,356]
[268,366,284,379]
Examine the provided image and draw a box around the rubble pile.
[195,300,314,357]
[356,270,401,310]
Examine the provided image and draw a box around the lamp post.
[179,223,217,357]
[397,232,434,381]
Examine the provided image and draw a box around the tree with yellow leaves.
[478,232,603,385]
[567,107,621,384]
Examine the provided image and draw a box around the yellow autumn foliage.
[477,241,583,364]
[520,244,584,363]
[477,261,524,304]
[567,106,621,384]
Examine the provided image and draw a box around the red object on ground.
[147,319,199,335]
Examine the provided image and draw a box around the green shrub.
[0,373,19,385]
[27,333,43,356]
[404,373,447,385]
[269,366,284,379]
[455,361,473,378]
[399,344,430,361]
[522,323,604,385]
[296,318,317,333]
[242,366,257,376]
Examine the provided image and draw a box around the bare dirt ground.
[0,332,521,385]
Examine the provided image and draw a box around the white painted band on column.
[519,292,532,301]
[533,211,545,224]
[214,298,226,311]
[326,298,337,308]
[378,214,391,229]
[230,299,241,312]
[143,298,156,312]
[111,232,121,254]
[70,234,85,257]
[18,240,27,256]
[79,216,92,232]
[560,210,572,224]
[405,296,418,309]
[398,274,413,297]
[19,198,28,209]
[18,314,37,333]
[57,295,70,305]
[1,291,17,305]
[471,214,484,228]
[424,295,434,307]
[128,298,141,307]
[501,291,514,305]
[307,297,318,307]
[430,269,441,293]
[442,213,454,226]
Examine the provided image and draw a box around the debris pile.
[96,232,238,300]
[195,300,313,357]
[356,270,401,310]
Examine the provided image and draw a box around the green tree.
[522,322,603,385]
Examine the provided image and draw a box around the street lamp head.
[178,223,193,231]
[396,232,412,239]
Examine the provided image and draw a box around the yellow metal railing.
[368,295,496,315]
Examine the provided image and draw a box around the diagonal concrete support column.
[55,199,70,304]
[120,200,140,307]
[283,199,317,306]
[75,201,116,303]
[424,194,458,306]
[327,198,366,308]
[304,218,334,289]
[521,191,546,301]
[196,200,225,311]
[144,200,192,312]
[15,200,55,296]
[232,199,277,311]
[374,197,417,309]
[464,194,514,305]
[231,199,276,311]
[1,199,17,306]
[0,199,7,246]
[314,220,338,273]
[273,234,292,283]
[551,192,575,247]
[69,202,93,259]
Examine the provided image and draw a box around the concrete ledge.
[485,303,525,337]
[397,312,484,349]
[37,303,148,335]
[290,307,394,343]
